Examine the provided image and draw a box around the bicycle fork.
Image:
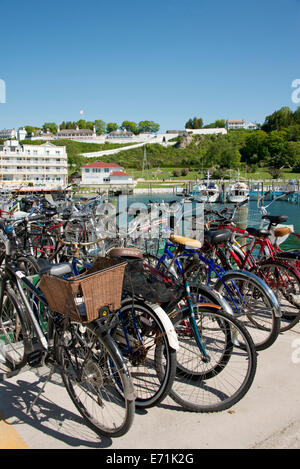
[185,281,210,363]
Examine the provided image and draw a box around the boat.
[189,171,220,203]
[227,181,249,203]
[195,181,220,203]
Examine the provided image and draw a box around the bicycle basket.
[122,259,183,304]
[39,257,127,323]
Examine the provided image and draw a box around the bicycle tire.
[169,307,257,413]
[57,320,135,438]
[223,245,300,333]
[114,299,177,408]
[0,285,29,375]
[214,270,281,351]
[256,260,300,333]
[15,255,40,275]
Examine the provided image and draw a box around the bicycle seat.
[169,234,202,249]
[37,258,73,277]
[204,229,231,245]
[246,227,270,238]
[108,247,143,259]
[41,208,57,217]
[274,226,291,237]
[262,215,288,225]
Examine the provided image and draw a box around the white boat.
[227,181,249,203]
[192,181,220,203]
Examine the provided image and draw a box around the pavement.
[0,323,299,450]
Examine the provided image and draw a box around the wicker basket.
[39,257,127,323]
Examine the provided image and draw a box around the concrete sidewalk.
[0,324,299,450]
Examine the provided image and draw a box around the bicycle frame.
[156,241,244,313]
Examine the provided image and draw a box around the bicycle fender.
[188,282,234,317]
[145,302,179,351]
[215,269,281,318]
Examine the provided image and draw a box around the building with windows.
[226,120,245,130]
[226,120,258,130]
[0,127,27,141]
[81,161,133,186]
[0,140,68,189]
[244,121,258,130]
[56,125,96,139]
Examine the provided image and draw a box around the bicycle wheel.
[0,285,28,374]
[169,306,257,412]
[257,260,300,332]
[15,255,40,275]
[215,271,280,351]
[114,299,177,408]
[57,320,135,438]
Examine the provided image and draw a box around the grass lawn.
[125,167,300,183]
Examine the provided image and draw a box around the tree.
[106,122,118,133]
[185,117,203,129]
[94,120,106,135]
[293,106,300,125]
[242,130,269,165]
[138,120,160,133]
[262,106,294,132]
[121,120,138,134]
[203,119,226,129]
[42,122,58,134]
[24,125,40,136]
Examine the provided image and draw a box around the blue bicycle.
[47,237,258,413]
[145,231,281,351]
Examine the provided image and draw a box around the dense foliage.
[16,106,300,179]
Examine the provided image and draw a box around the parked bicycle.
[0,217,135,438]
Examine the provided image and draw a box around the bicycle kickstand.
[27,364,56,414]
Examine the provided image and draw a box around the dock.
[180,179,300,204]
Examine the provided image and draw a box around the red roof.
[110,171,131,177]
[82,161,122,169]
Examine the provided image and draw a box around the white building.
[226,120,258,130]
[244,121,258,130]
[57,125,96,139]
[0,140,68,189]
[226,120,245,130]
[0,127,27,141]
[81,161,133,186]
[185,128,227,135]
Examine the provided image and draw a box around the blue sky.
[0,0,300,132]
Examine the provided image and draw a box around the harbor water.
[121,193,300,251]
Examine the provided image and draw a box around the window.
[104,168,110,173]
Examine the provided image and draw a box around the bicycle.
[45,237,179,409]
[130,234,258,412]
[0,218,135,438]
[146,232,281,351]
[206,200,300,333]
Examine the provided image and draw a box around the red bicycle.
[203,199,300,332]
